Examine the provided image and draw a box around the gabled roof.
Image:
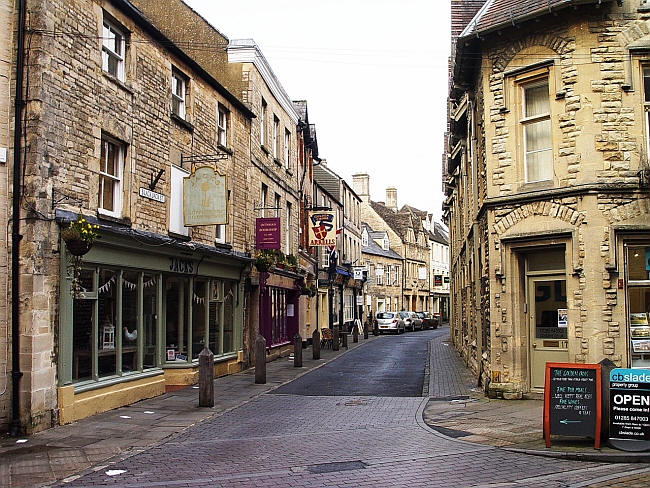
[361,223,403,260]
[430,222,449,246]
[313,163,341,200]
[370,201,412,242]
[459,0,611,39]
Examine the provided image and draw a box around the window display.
[627,245,650,368]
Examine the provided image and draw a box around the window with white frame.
[344,292,354,322]
[376,264,384,285]
[169,165,189,236]
[98,135,124,217]
[643,67,650,156]
[217,104,228,147]
[361,230,368,247]
[382,237,389,250]
[521,79,552,182]
[260,98,267,146]
[386,265,391,286]
[215,224,225,244]
[284,128,290,169]
[274,193,281,218]
[171,70,186,119]
[393,265,399,286]
[273,116,279,158]
[102,17,125,81]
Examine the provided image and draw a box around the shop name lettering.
[169,258,194,273]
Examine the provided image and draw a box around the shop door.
[528,276,569,389]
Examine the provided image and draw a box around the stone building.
[361,223,403,316]
[428,221,450,322]
[446,0,650,398]
[353,174,431,312]
[0,0,319,434]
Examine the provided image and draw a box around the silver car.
[376,312,405,334]
[400,311,422,331]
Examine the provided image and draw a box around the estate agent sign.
[183,166,227,226]
[609,368,650,451]
[544,362,601,449]
[308,210,336,247]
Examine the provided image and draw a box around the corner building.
[446,0,650,399]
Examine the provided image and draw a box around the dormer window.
[362,230,368,247]
[382,237,389,250]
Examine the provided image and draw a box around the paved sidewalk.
[422,327,650,465]
[0,333,377,488]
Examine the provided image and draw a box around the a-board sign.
[609,368,650,452]
[544,362,601,449]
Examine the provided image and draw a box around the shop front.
[625,242,650,368]
[56,212,249,424]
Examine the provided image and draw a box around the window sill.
[102,71,133,95]
[72,368,164,393]
[97,210,131,227]
[171,113,194,133]
[286,168,293,176]
[217,143,233,155]
[261,144,270,155]
[214,240,232,250]
[168,230,191,241]
[274,158,282,166]
[518,179,554,192]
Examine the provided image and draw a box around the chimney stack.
[352,173,370,203]
[386,187,397,211]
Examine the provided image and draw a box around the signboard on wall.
[434,274,442,286]
[544,362,601,449]
[256,218,281,249]
[418,267,427,280]
[308,211,336,247]
[183,166,227,226]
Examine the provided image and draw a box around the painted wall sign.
[256,217,281,250]
[609,368,650,451]
[169,257,195,274]
[139,187,165,203]
[544,362,601,449]
[308,211,336,247]
[183,165,227,226]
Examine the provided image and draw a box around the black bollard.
[198,347,214,407]
[363,322,369,340]
[342,327,348,348]
[333,326,340,351]
[373,320,378,336]
[312,328,320,360]
[353,321,359,343]
[255,335,266,384]
[293,333,303,367]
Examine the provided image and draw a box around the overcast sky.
[185,0,450,220]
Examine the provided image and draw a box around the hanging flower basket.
[61,214,100,298]
[64,238,93,256]
[254,250,276,272]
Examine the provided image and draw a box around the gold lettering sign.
[183,165,228,226]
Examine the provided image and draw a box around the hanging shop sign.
[308,210,336,247]
[444,276,450,284]
[544,362,601,449]
[353,267,365,281]
[434,274,442,286]
[183,165,227,226]
[609,368,650,452]
[256,217,281,250]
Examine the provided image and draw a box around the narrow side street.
[27,328,646,488]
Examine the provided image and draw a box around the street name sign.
[609,368,650,452]
[544,362,601,449]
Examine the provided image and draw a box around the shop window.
[165,277,189,361]
[627,245,650,368]
[192,280,208,360]
[71,267,161,384]
[344,293,354,322]
[121,271,139,373]
[143,274,158,368]
[270,287,288,345]
[207,280,236,355]
[223,281,235,353]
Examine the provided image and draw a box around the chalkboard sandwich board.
[609,368,650,452]
[544,362,601,449]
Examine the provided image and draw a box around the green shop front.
[56,210,250,424]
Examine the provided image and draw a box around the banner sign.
[609,368,650,451]
[183,166,227,226]
[256,218,281,250]
[308,211,336,247]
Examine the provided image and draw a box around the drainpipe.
[10,0,26,437]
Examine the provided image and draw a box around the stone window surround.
[171,68,187,120]
[520,77,553,184]
[217,103,229,148]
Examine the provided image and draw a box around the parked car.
[431,312,441,327]
[399,311,422,331]
[376,312,405,334]
[416,311,437,329]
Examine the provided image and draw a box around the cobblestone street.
[51,329,650,487]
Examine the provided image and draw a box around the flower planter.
[65,239,92,256]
